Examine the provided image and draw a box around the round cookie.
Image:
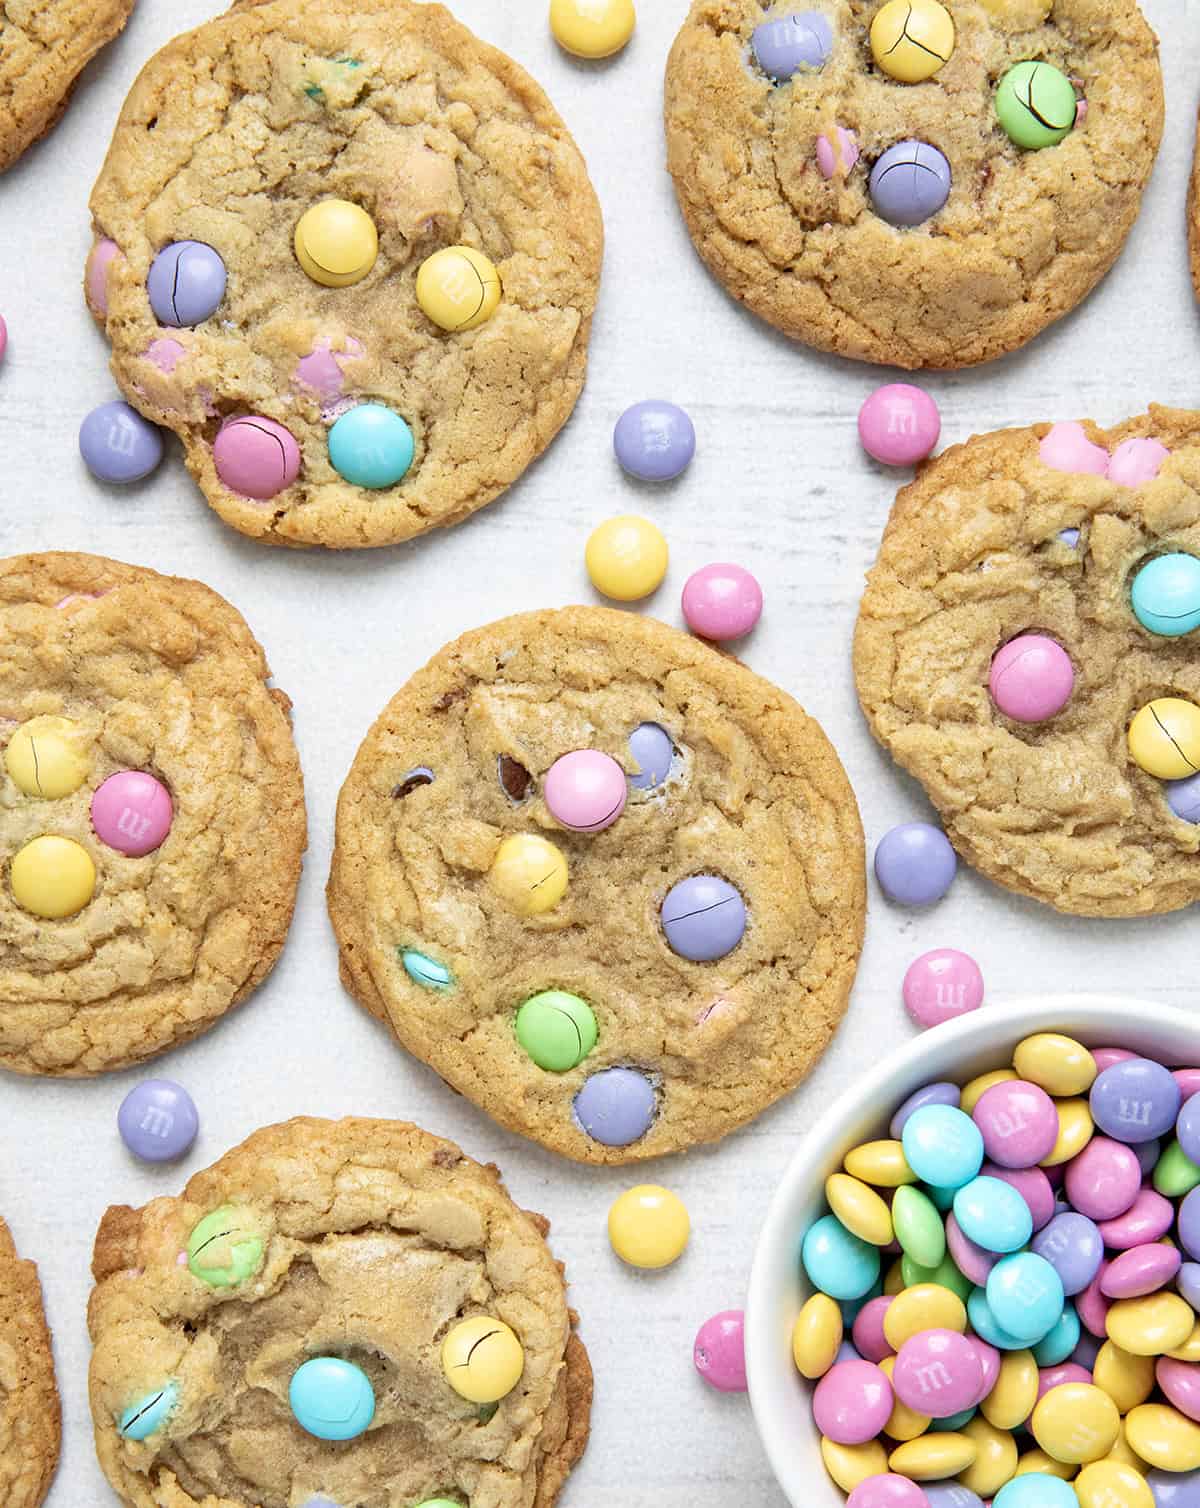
[327,607,866,1164]
[1189,104,1200,301]
[664,1,1163,370]
[0,0,133,174]
[0,1217,60,1508]
[0,552,306,1075]
[86,0,603,549]
[88,1117,592,1508]
[854,406,1200,918]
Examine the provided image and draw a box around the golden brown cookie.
[0,552,306,1075]
[86,0,603,549]
[328,607,866,1164]
[1189,102,1200,299]
[855,406,1200,918]
[0,1217,60,1508]
[664,0,1163,369]
[88,1117,592,1508]
[0,0,133,173]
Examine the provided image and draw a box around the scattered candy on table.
[859,386,941,467]
[694,1310,747,1392]
[586,515,669,601]
[613,399,696,481]
[608,1184,690,1269]
[147,240,226,326]
[869,142,952,227]
[752,11,832,80]
[902,950,984,1030]
[989,636,1075,724]
[874,823,957,906]
[293,199,378,287]
[441,1316,525,1403]
[416,245,502,331]
[549,0,635,58]
[117,1079,198,1162]
[681,563,763,641]
[79,399,165,483]
[289,1356,376,1439]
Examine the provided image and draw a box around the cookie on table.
[1190,104,1200,299]
[855,406,1200,918]
[0,1217,60,1508]
[85,0,603,550]
[89,1117,592,1508]
[328,607,866,1164]
[0,552,305,1075]
[664,0,1163,370]
[0,0,133,174]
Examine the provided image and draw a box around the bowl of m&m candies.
[746,996,1200,1508]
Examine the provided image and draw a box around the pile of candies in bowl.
[745,999,1200,1508]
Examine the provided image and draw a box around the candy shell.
[693,1310,747,1392]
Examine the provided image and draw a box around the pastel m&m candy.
[1107,1293,1196,1356]
[1013,1034,1097,1097]
[118,1381,180,1440]
[681,563,763,641]
[902,948,983,1030]
[995,62,1077,150]
[549,0,635,58]
[1075,1461,1153,1508]
[1064,1137,1141,1220]
[1110,437,1170,487]
[902,1106,984,1191]
[1030,1211,1103,1296]
[891,1083,961,1138]
[952,1178,1033,1255]
[5,715,90,798]
[803,1214,882,1302]
[694,1310,747,1392]
[660,874,745,961]
[1032,1381,1119,1463]
[989,636,1074,723]
[289,1357,376,1439]
[416,246,501,331]
[86,237,120,318]
[793,1292,844,1379]
[1129,699,1200,780]
[1131,554,1200,637]
[186,1206,264,1288]
[91,771,173,856]
[1090,1057,1181,1142]
[994,1479,1076,1508]
[80,400,164,483]
[490,833,568,915]
[870,142,952,227]
[574,1067,656,1147]
[815,1358,895,1442]
[294,200,377,287]
[328,403,414,489]
[972,1080,1059,1168]
[751,11,833,80]
[613,399,695,481]
[827,1174,895,1248]
[441,1317,524,1403]
[148,241,227,326]
[11,835,95,918]
[117,1079,198,1162]
[608,1184,689,1268]
[1040,421,1109,476]
[1126,1403,1200,1471]
[213,416,301,500]
[515,990,597,1071]
[987,1252,1064,1342]
[870,0,954,82]
[847,1478,932,1508]
[875,822,957,907]
[544,749,626,832]
[859,385,941,467]
[401,948,453,989]
[627,722,674,790]
[1102,1243,1181,1299]
[585,515,668,601]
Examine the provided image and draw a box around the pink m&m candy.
[984,1163,1055,1231]
[693,1310,747,1393]
[858,384,941,466]
[971,1338,1001,1405]
[892,1330,983,1418]
[1076,1263,1111,1338]
[946,1211,996,1285]
[847,1477,931,1508]
[1176,1068,1200,1101]
[973,1079,1058,1169]
[86,237,121,319]
[1157,1357,1200,1422]
[1100,1241,1181,1298]
[91,772,173,857]
[544,751,627,833]
[989,635,1074,723]
[681,563,763,642]
[1063,1137,1140,1221]
[1109,436,1169,487]
[1036,1362,1092,1400]
[851,1296,894,1363]
[902,948,984,1029]
[1091,1047,1135,1072]
[812,1359,893,1443]
[213,416,301,500]
[0,313,7,365]
[1039,421,1109,476]
[1097,1187,1174,1250]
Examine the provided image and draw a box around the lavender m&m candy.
[859,384,941,467]
[989,635,1074,723]
[694,1310,747,1392]
[148,241,227,326]
[1181,1094,1200,1165]
[628,723,674,791]
[972,1080,1058,1169]
[1030,1211,1103,1297]
[923,1489,982,1508]
[869,141,952,227]
[213,416,301,500]
[903,950,983,1029]
[1179,1263,1200,1312]
[91,771,173,856]
[751,11,833,80]
[613,400,695,482]
[544,750,627,833]
[875,822,956,906]
[1090,1057,1181,1143]
[80,400,164,483]
[661,875,746,961]
[1180,1187,1200,1261]
[575,1067,655,1146]
[681,563,763,642]
[118,1079,198,1162]
[890,1082,961,1139]
[893,1329,983,1417]
[1146,1468,1200,1506]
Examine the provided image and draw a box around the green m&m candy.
[996,61,1078,150]
[892,1185,947,1269]
[902,1251,972,1303]
[515,991,598,1072]
[1155,1139,1200,1198]
[186,1206,265,1288]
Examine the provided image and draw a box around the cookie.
[664,1,1163,370]
[0,552,306,1075]
[1190,103,1200,299]
[86,0,603,549]
[855,406,1200,918]
[88,1116,592,1508]
[328,607,866,1164]
[0,0,133,174]
[0,1217,61,1508]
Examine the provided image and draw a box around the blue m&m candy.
[1031,1303,1081,1366]
[119,1381,179,1440]
[952,1175,1033,1254]
[967,1285,1028,1351]
[1131,553,1200,637]
[328,403,414,488]
[901,1105,984,1190]
[985,1251,1064,1343]
[289,1357,375,1441]
[801,1214,881,1301]
[994,1477,1078,1508]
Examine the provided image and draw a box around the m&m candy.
[989,636,1074,723]
[544,750,626,833]
[586,515,669,601]
[118,1381,180,1441]
[902,950,984,1030]
[1110,437,1170,487]
[80,400,164,484]
[213,416,301,500]
[613,399,696,482]
[995,62,1077,150]
[574,1067,656,1146]
[91,771,173,856]
[117,1079,199,1162]
[416,246,502,332]
[1131,554,1200,637]
[627,722,675,790]
[859,385,941,467]
[751,11,833,80]
[694,1310,747,1392]
[289,1357,376,1439]
[870,142,952,227]
[489,834,568,915]
[515,991,597,1071]
[1128,699,1200,779]
[681,563,763,641]
[608,1184,690,1268]
[147,241,227,326]
[661,874,745,961]
[328,403,414,489]
[5,715,90,798]
[549,0,635,58]
[870,0,954,83]
[11,835,95,918]
[294,200,378,287]
[875,823,956,906]
[86,237,120,319]
[186,1207,264,1288]
[441,1317,524,1403]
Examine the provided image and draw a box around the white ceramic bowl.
[745,994,1200,1507]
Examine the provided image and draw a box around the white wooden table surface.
[1,2,1198,1503]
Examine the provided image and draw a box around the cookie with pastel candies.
[0,1216,61,1507]
[88,1117,592,1508]
[328,606,865,1163]
[85,0,603,549]
[665,0,1163,369]
[0,552,305,1075]
[1191,106,1200,302]
[855,407,1200,917]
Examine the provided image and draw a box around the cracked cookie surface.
[1190,103,1200,299]
[88,1116,592,1508]
[0,1217,60,1508]
[87,0,603,549]
[664,0,1162,369]
[0,552,306,1075]
[0,0,133,173]
[328,607,866,1164]
[855,407,1200,918]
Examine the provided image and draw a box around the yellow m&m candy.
[1075,1459,1153,1508]
[1031,1383,1120,1465]
[1125,1403,1200,1472]
[959,1415,1019,1499]
[888,1432,977,1480]
[825,1173,894,1247]
[844,1140,917,1188]
[1013,1033,1097,1097]
[1129,698,1200,779]
[821,1437,887,1492]
[882,1283,965,1350]
[608,1184,690,1269]
[5,715,90,798]
[416,246,502,333]
[1041,1098,1095,1167]
[1093,1341,1155,1413]
[11,835,96,918]
[294,199,378,287]
[490,834,568,916]
[870,0,955,83]
[792,1293,843,1379]
[441,1316,524,1403]
[982,1348,1039,1431]
[550,0,635,59]
[1107,1293,1196,1357]
[585,516,668,601]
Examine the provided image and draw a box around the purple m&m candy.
[869,141,952,228]
[1030,1211,1103,1296]
[118,1079,198,1162]
[1181,1092,1200,1167]
[693,1310,747,1392]
[890,1082,960,1139]
[751,11,833,80]
[1180,1187,1200,1262]
[1147,1468,1200,1506]
[213,416,301,500]
[661,875,746,961]
[1179,1263,1200,1311]
[574,1068,656,1147]
[80,400,164,483]
[613,400,696,482]
[628,723,675,791]
[874,822,956,906]
[1090,1057,1181,1143]
[148,241,227,327]
[1167,773,1200,823]
[923,1489,981,1508]
[92,771,173,856]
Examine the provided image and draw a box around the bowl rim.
[745,992,1200,1507]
